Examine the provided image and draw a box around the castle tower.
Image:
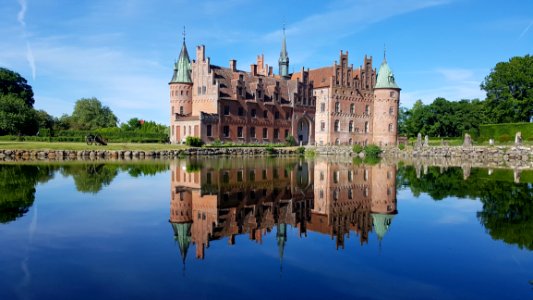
[278,27,289,77]
[370,164,397,241]
[170,162,193,266]
[169,31,193,144]
[372,51,400,147]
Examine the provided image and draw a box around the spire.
[371,213,395,241]
[171,222,192,269]
[278,25,289,77]
[170,28,192,84]
[383,44,387,63]
[276,223,287,273]
[374,51,399,89]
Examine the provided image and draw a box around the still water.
[0,158,532,300]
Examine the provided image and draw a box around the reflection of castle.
[169,159,396,263]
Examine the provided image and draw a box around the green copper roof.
[372,213,395,240]
[170,40,192,84]
[375,59,399,89]
[276,223,287,269]
[171,222,192,264]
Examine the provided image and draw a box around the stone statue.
[515,132,522,145]
[416,133,422,149]
[463,133,472,148]
[489,139,494,146]
[423,135,429,147]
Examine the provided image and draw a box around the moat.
[0,157,532,299]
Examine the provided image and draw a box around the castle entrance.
[297,118,310,145]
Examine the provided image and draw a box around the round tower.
[372,53,400,147]
[370,164,397,241]
[169,34,193,144]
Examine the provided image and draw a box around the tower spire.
[182,26,186,42]
[278,24,289,77]
[383,43,387,62]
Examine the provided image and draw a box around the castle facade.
[169,30,400,146]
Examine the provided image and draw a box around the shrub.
[398,143,405,150]
[185,136,204,147]
[265,146,276,154]
[285,135,296,146]
[296,147,305,155]
[364,144,382,157]
[305,149,316,157]
[352,144,363,153]
[498,134,511,143]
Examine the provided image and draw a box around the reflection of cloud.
[435,214,468,224]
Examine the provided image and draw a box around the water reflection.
[169,158,398,263]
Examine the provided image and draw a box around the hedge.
[0,128,169,143]
[478,123,533,142]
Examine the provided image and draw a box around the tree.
[481,55,533,123]
[0,68,35,107]
[69,97,118,130]
[0,94,38,135]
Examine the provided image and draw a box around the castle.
[169,29,400,146]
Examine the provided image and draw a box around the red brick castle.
[169,29,400,146]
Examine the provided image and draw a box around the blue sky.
[0,0,531,125]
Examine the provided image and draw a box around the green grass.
[0,141,188,151]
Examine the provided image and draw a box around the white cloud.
[518,20,533,39]
[17,0,26,27]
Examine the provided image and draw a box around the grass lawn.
[0,141,189,151]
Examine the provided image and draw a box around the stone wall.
[0,148,298,161]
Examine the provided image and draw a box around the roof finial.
[383,43,387,62]
[182,26,186,42]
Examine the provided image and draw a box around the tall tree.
[0,67,35,107]
[0,94,38,135]
[70,97,118,130]
[481,55,532,123]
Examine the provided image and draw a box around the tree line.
[0,67,167,138]
[399,54,531,138]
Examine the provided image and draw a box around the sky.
[0,0,531,125]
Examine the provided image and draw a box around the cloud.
[25,41,35,80]
[17,0,26,27]
[518,20,533,39]
[436,68,474,82]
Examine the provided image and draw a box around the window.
[349,138,353,145]
[350,103,355,114]
[263,128,268,139]
[274,129,279,139]
[390,91,395,97]
[335,102,340,113]
[262,169,267,179]
[389,106,394,115]
[365,105,370,114]
[238,107,244,116]
[349,121,353,132]
[333,190,339,201]
[206,125,212,137]
[237,170,243,182]
[333,171,339,183]
[365,121,369,133]
[206,172,212,184]
[335,138,340,145]
[321,121,325,132]
[320,171,324,181]
[223,126,230,138]
[321,102,325,112]
[263,110,268,118]
[197,87,201,94]
[181,90,183,95]
[223,171,230,183]
[348,189,353,200]
[348,171,353,182]
[224,106,230,116]
[319,189,324,199]
[334,120,340,132]
[180,106,184,115]
[250,127,256,138]
[249,170,255,181]
[237,126,243,138]
[275,111,280,119]
[284,129,289,139]
[251,109,256,117]
[389,123,393,132]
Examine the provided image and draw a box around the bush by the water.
[296,146,305,155]
[185,136,203,147]
[364,144,382,157]
[285,135,296,146]
[352,144,363,153]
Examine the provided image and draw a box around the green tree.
[0,67,35,107]
[481,55,533,123]
[0,94,38,135]
[69,97,118,130]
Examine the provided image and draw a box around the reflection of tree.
[60,164,119,194]
[399,166,533,250]
[0,165,55,223]
[125,163,169,177]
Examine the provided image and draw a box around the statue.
[423,135,429,147]
[489,139,494,146]
[463,133,472,148]
[416,133,422,149]
[515,132,522,145]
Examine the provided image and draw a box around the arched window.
[365,105,370,114]
[349,121,353,132]
[389,106,394,115]
[334,120,340,132]
[350,103,355,114]
[335,138,340,145]
[335,102,340,113]
[365,121,369,133]
[388,123,393,132]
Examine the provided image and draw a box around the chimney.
[196,45,205,62]
[250,64,257,76]
[229,59,237,71]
